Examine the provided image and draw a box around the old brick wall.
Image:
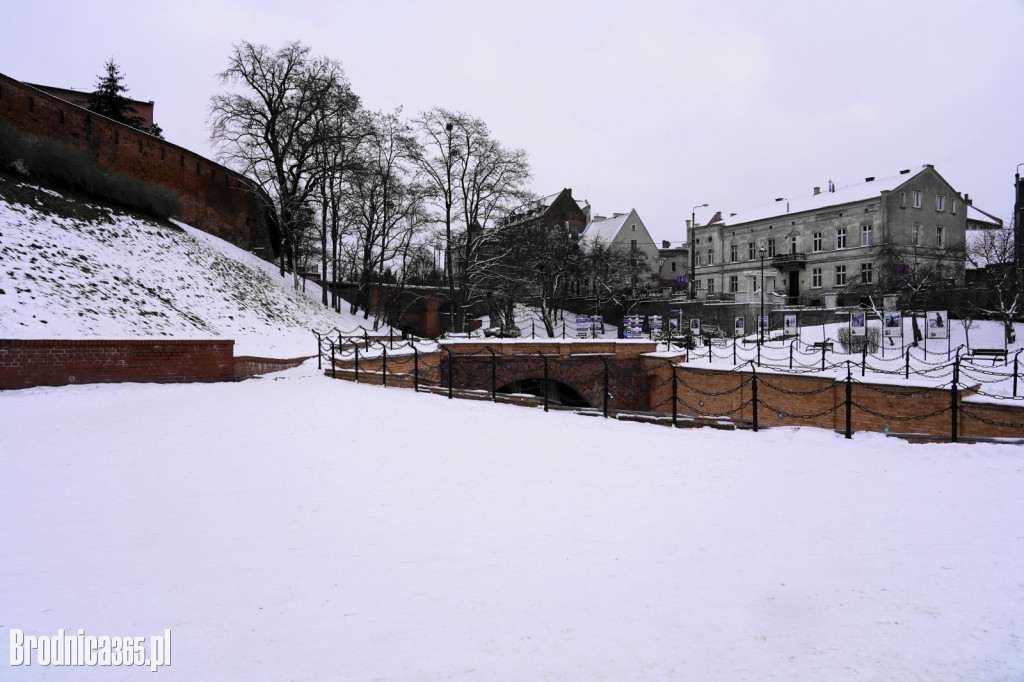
[641,357,1024,440]
[0,339,234,389]
[0,72,274,253]
[234,355,312,379]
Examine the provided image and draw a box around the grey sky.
[3,0,1021,245]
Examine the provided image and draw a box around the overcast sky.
[3,0,1022,245]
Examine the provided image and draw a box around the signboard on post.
[624,315,644,339]
[850,311,867,337]
[883,311,902,338]
[575,317,591,339]
[926,310,948,339]
[783,314,797,335]
[591,315,603,339]
[689,318,701,334]
[650,315,663,338]
[735,316,745,336]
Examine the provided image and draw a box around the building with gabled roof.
[581,208,660,271]
[497,188,589,235]
[691,164,988,305]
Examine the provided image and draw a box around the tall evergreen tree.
[88,59,163,138]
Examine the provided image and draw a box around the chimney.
[813,186,820,195]
[685,219,691,229]
[775,197,785,202]
[662,240,670,248]
[865,177,875,182]
[965,193,972,205]
[899,169,911,175]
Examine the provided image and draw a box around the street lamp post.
[689,203,708,300]
[758,246,767,365]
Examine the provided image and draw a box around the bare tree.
[877,238,965,345]
[967,224,1019,345]
[210,41,347,288]
[412,108,531,332]
[346,111,425,323]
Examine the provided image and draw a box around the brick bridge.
[325,337,1024,442]
[328,339,659,411]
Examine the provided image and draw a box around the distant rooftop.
[721,166,930,226]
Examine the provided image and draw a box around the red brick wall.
[0,71,273,253]
[641,357,1024,441]
[234,355,311,379]
[0,339,234,389]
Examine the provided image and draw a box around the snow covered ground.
[0,178,381,357]
[2,363,1023,680]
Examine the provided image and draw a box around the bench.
[965,348,1007,365]
[810,341,834,352]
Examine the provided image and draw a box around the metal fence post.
[446,347,454,399]
[821,341,827,372]
[331,342,336,379]
[671,361,678,427]
[486,347,497,401]
[413,346,419,393]
[1013,349,1021,397]
[381,346,388,388]
[538,352,549,413]
[845,362,853,439]
[789,340,794,370]
[861,340,867,377]
[951,352,960,442]
[733,336,737,365]
[751,364,759,432]
[314,331,323,370]
[364,329,369,350]
[601,356,610,418]
[905,347,911,380]
[354,346,360,383]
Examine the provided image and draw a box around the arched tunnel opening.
[496,379,593,408]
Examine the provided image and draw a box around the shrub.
[837,325,880,354]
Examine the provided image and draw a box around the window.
[114,130,119,144]
[861,224,872,246]
[670,261,676,271]
[811,267,822,288]
[28,97,34,113]
[861,262,873,284]
[913,191,922,208]
[59,110,64,125]
[696,279,703,289]
[767,238,776,257]
[951,200,957,215]
[766,276,776,292]
[935,195,945,212]
[160,147,165,160]
[836,228,847,249]
[630,239,637,251]
[707,248,714,265]
[728,275,738,292]
[730,244,738,262]
[630,224,636,231]
[707,279,715,294]
[748,242,755,260]
[900,191,907,208]
[935,226,944,248]
[835,265,847,287]
[912,223,921,246]
[812,232,822,252]
[696,253,703,267]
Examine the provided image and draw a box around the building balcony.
[771,252,807,269]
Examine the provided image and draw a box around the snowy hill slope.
[0,175,381,356]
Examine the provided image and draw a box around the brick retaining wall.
[0,339,234,389]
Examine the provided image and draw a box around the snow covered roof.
[721,166,929,226]
[582,212,630,243]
